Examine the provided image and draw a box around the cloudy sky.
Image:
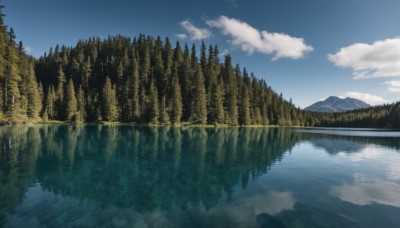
[3,0,400,108]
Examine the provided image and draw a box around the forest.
[0,5,399,127]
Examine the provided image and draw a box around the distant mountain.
[305,96,370,112]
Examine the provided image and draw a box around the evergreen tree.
[77,85,85,122]
[160,96,170,124]
[4,28,21,117]
[223,55,238,125]
[171,73,183,124]
[0,6,5,118]
[45,86,56,119]
[148,80,159,123]
[192,65,207,124]
[210,84,225,124]
[26,61,42,119]
[129,57,140,122]
[102,77,119,121]
[56,65,66,119]
[240,85,251,125]
[65,78,77,121]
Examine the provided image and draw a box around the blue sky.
[3,0,400,108]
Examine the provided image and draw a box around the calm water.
[1,125,400,228]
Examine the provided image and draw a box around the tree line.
[34,34,305,125]
[0,5,399,127]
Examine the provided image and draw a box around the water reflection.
[0,125,299,226]
[0,125,400,227]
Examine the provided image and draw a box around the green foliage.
[171,73,183,124]
[102,77,119,121]
[192,65,207,124]
[148,81,159,124]
[65,78,77,121]
[240,85,251,125]
[26,61,42,119]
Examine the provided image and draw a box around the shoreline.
[0,120,302,128]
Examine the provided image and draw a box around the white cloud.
[175,33,187,40]
[383,80,400,92]
[25,46,33,55]
[331,179,400,207]
[337,146,383,162]
[206,16,313,60]
[328,38,400,79]
[179,20,211,41]
[387,163,400,180]
[342,92,389,105]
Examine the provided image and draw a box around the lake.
[1,125,400,227]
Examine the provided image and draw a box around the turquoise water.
[1,125,400,227]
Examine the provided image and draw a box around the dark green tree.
[192,65,207,124]
[148,80,159,124]
[26,61,42,119]
[171,73,183,124]
[240,85,251,125]
[65,78,77,121]
[102,77,119,121]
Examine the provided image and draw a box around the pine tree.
[4,28,21,118]
[160,96,170,124]
[181,44,192,121]
[0,6,5,118]
[148,80,159,123]
[65,78,77,121]
[45,86,56,119]
[240,84,251,125]
[77,85,85,122]
[224,55,238,125]
[102,77,119,121]
[171,73,183,124]
[26,61,42,119]
[56,65,66,119]
[130,57,140,122]
[211,84,225,124]
[192,65,207,124]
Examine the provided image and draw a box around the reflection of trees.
[1,125,399,225]
[0,125,300,218]
[0,126,41,225]
[36,126,300,212]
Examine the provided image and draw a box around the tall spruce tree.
[77,85,85,122]
[171,72,183,124]
[102,77,119,121]
[129,57,140,122]
[160,96,170,124]
[26,61,42,119]
[148,80,159,124]
[192,65,207,124]
[56,65,66,119]
[223,55,238,125]
[240,84,251,125]
[210,84,225,124]
[65,78,77,121]
[4,28,21,118]
[0,5,5,118]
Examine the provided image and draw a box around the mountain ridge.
[305,96,370,112]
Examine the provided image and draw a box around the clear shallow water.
[0,125,400,228]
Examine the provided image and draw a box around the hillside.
[0,2,302,126]
[305,96,370,112]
